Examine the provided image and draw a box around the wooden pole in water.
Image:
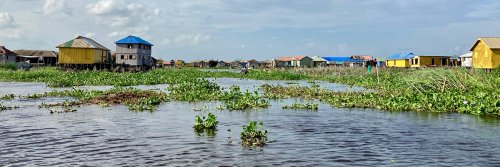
[376,66,380,86]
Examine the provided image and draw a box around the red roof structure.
[277,56,306,61]
[0,46,17,55]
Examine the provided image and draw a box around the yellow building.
[470,37,500,69]
[56,36,110,65]
[410,56,450,67]
[386,52,414,67]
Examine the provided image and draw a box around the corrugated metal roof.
[14,50,57,58]
[311,56,326,62]
[386,52,415,60]
[0,46,17,55]
[115,35,153,46]
[56,36,110,51]
[470,37,500,51]
[277,56,307,61]
[459,52,472,58]
[351,55,372,61]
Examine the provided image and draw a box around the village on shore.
[0,35,499,71]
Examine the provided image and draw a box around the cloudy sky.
[0,0,500,61]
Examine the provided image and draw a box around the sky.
[1,0,500,61]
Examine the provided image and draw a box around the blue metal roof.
[321,56,364,62]
[115,35,153,46]
[386,52,414,60]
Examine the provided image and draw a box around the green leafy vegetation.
[0,63,16,70]
[194,112,219,136]
[220,86,270,111]
[282,103,319,110]
[240,121,268,147]
[0,94,15,100]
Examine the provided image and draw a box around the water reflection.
[0,100,499,166]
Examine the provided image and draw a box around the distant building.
[14,50,58,66]
[311,56,327,67]
[115,35,154,67]
[275,56,313,67]
[56,36,111,66]
[409,55,451,67]
[470,37,500,69]
[321,56,363,67]
[386,52,414,68]
[0,46,17,65]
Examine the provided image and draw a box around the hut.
[386,52,414,68]
[175,60,185,68]
[311,56,327,67]
[350,55,372,67]
[470,37,500,69]
[275,56,313,68]
[217,60,227,67]
[163,60,175,68]
[115,35,154,67]
[409,55,451,67]
[14,50,58,66]
[0,46,17,65]
[56,36,111,68]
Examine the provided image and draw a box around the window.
[415,58,418,65]
[121,55,125,59]
[431,58,435,65]
[128,45,133,49]
[129,55,133,59]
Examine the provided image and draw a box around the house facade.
[56,36,110,65]
[386,52,414,68]
[14,50,58,66]
[115,35,153,67]
[0,46,17,65]
[275,56,313,67]
[410,56,451,67]
[470,37,500,69]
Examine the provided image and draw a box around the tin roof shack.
[257,60,273,68]
[115,35,153,67]
[14,50,58,66]
[386,52,414,68]
[410,55,451,67]
[350,55,372,67]
[56,36,111,65]
[470,37,500,69]
[0,46,17,65]
[459,52,472,67]
[311,56,327,67]
[275,56,313,68]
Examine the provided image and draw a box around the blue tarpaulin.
[386,52,414,60]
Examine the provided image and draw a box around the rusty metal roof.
[277,56,307,61]
[14,50,57,58]
[0,46,17,55]
[56,36,110,51]
[470,37,500,51]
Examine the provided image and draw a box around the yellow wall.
[410,56,449,67]
[58,48,108,64]
[386,59,410,67]
[472,40,500,69]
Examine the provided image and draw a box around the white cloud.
[108,31,128,37]
[84,32,96,38]
[154,9,161,16]
[240,44,246,48]
[43,0,71,15]
[174,34,211,44]
[87,0,117,15]
[0,12,16,28]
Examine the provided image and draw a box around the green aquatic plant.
[193,112,219,136]
[0,94,15,100]
[168,79,221,102]
[220,86,270,111]
[240,121,268,147]
[0,103,19,111]
[282,103,319,110]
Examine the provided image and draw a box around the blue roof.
[386,52,414,60]
[321,56,364,62]
[115,35,153,46]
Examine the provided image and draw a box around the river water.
[0,82,499,166]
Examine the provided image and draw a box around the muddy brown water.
[1,82,499,166]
